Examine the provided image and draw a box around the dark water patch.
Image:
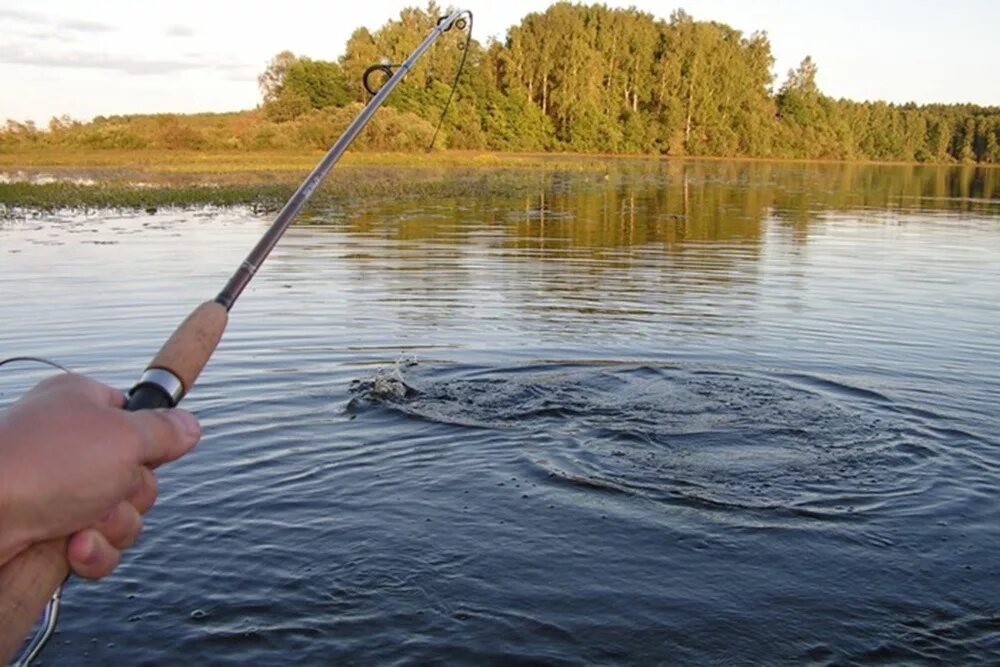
[846,609,1000,664]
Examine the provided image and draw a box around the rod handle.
[0,539,67,664]
[127,300,229,407]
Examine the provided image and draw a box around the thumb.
[126,408,201,468]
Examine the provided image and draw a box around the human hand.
[65,465,159,579]
[0,373,199,578]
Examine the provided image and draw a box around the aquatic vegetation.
[0,181,294,214]
[0,160,550,216]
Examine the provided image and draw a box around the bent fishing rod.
[0,9,471,665]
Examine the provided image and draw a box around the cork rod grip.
[0,539,68,664]
[148,300,228,395]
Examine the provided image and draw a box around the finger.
[67,529,122,580]
[127,466,158,514]
[32,372,126,408]
[93,501,143,550]
[126,408,200,467]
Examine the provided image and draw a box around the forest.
[3,2,999,164]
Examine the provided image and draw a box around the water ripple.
[351,361,944,524]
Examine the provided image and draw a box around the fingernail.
[168,409,200,441]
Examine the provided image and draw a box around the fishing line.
[0,356,71,374]
[362,12,474,152]
[428,12,474,152]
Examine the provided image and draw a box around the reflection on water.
[1,160,999,665]
[334,160,1000,246]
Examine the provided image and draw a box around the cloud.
[0,7,114,33]
[0,43,253,77]
[0,8,46,22]
[58,18,114,33]
[6,27,78,43]
[165,25,196,38]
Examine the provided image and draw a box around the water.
[2,160,999,664]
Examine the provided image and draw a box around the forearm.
[0,425,44,667]
[0,538,70,665]
[0,419,33,568]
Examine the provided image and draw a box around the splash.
[348,355,421,404]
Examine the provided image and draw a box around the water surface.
[2,160,999,664]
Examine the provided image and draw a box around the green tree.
[955,117,976,162]
[281,59,351,110]
[777,56,820,125]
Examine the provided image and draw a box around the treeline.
[0,105,441,153]
[3,2,999,163]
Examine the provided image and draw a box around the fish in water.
[346,361,421,414]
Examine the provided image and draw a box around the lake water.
[2,160,999,664]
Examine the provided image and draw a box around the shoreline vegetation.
[3,2,1000,172]
[0,149,624,173]
[2,148,998,217]
[4,147,1000,173]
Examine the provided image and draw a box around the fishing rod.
[0,9,471,665]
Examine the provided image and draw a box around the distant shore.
[1,148,994,177]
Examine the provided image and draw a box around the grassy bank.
[0,148,619,175]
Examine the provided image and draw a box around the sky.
[2,0,998,125]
